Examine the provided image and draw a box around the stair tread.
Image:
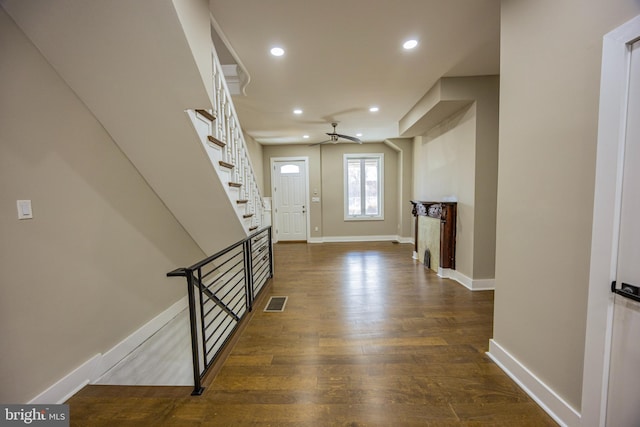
[228,182,242,188]
[196,109,216,122]
[208,135,225,148]
[219,161,234,169]
[243,213,254,218]
[236,200,249,204]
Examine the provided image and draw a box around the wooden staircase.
[189,63,266,235]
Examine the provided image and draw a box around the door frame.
[582,14,640,427]
[270,156,310,243]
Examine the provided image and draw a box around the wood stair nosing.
[208,135,226,148]
[219,161,235,169]
[236,199,249,204]
[196,109,216,122]
[248,226,258,231]
[228,182,242,188]
[243,213,254,219]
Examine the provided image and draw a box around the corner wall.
[410,76,499,283]
[0,8,205,403]
[493,0,640,418]
[413,106,477,279]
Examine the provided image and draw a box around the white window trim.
[343,153,384,221]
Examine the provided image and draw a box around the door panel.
[606,40,640,427]
[273,160,307,241]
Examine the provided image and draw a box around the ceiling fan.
[309,122,362,146]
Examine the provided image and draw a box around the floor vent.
[264,296,288,312]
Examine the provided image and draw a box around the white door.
[606,39,640,427]
[272,160,307,241]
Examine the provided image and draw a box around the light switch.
[17,200,33,220]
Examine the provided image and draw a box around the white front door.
[272,160,307,241]
[606,39,640,427]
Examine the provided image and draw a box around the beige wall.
[387,138,414,240]
[321,143,398,238]
[0,9,205,403]
[172,0,214,106]
[469,85,499,280]
[412,76,499,280]
[414,105,477,278]
[2,0,248,256]
[442,77,499,280]
[495,0,640,410]
[262,142,411,241]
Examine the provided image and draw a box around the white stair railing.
[207,47,264,231]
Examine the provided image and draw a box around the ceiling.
[208,0,500,145]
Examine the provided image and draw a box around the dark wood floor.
[67,242,557,426]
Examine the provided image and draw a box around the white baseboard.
[487,339,581,427]
[28,354,102,405]
[310,235,408,243]
[305,236,413,244]
[470,278,495,290]
[28,296,188,404]
[397,236,414,244]
[437,268,495,291]
[95,296,188,377]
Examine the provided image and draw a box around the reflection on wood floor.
[67,242,557,426]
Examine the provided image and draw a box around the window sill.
[344,216,384,221]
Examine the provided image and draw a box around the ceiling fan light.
[293,109,303,115]
[369,106,379,112]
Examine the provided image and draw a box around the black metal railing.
[167,226,273,395]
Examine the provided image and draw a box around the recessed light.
[369,106,379,112]
[303,135,309,139]
[293,109,303,115]
[270,47,285,57]
[356,133,363,137]
[403,39,418,50]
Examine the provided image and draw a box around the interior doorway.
[583,14,640,426]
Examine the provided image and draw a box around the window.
[280,164,300,174]
[344,153,384,220]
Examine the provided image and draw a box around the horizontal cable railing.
[167,226,273,395]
